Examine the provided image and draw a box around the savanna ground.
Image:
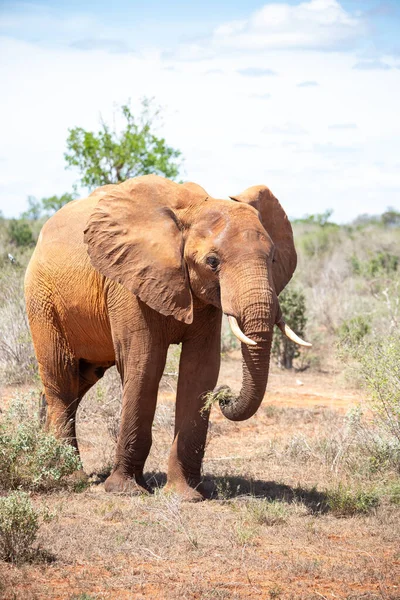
[1,211,400,599]
[1,352,399,600]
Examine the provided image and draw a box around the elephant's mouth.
[225,313,311,348]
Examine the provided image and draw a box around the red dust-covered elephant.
[25,175,309,501]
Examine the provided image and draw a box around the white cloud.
[212,0,365,52]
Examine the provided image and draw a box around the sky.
[0,0,399,221]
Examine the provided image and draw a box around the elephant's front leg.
[105,339,168,495]
[167,321,221,501]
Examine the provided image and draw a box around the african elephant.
[25,175,309,501]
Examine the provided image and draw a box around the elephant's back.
[25,193,115,362]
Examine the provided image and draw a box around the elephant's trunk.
[219,265,277,422]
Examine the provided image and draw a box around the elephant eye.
[206,255,220,271]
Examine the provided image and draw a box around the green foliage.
[388,482,400,505]
[350,250,398,278]
[339,334,400,456]
[0,393,82,491]
[325,484,379,516]
[7,219,34,247]
[41,192,77,214]
[338,316,371,346]
[64,98,182,189]
[352,213,381,227]
[272,286,307,369]
[300,224,340,258]
[245,499,289,526]
[382,207,400,228]
[0,491,39,563]
[21,196,42,220]
[21,192,77,220]
[293,209,335,227]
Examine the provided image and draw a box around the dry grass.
[1,357,399,599]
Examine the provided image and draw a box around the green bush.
[350,250,398,278]
[0,393,82,491]
[299,224,340,258]
[339,333,400,470]
[326,484,379,516]
[338,316,371,346]
[7,219,34,247]
[272,286,307,369]
[0,491,39,563]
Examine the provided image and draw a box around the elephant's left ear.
[230,186,297,295]
[84,179,193,324]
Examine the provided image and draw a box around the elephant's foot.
[104,471,152,495]
[164,479,216,503]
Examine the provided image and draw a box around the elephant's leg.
[104,337,168,495]
[39,357,81,450]
[39,357,108,450]
[166,322,221,502]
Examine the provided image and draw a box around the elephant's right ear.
[84,181,193,324]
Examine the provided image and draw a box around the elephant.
[24,175,310,501]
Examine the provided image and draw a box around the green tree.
[381,207,400,228]
[41,192,77,214]
[21,196,42,220]
[272,286,307,369]
[64,98,182,189]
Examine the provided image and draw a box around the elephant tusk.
[276,320,312,347]
[228,315,257,346]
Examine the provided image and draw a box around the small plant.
[246,499,289,526]
[387,482,400,505]
[326,484,379,516]
[269,585,283,599]
[0,491,39,563]
[234,521,257,546]
[272,285,307,369]
[0,393,82,491]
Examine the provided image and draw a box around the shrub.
[326,484,379,516]
[272,286,307,369]
[7,219,34,247]
[350,250,398,278]
[0,393,82,491]
[338,316,371,346]
[339,332,400,471]
[299,224,340,258]
[0,491,39,563]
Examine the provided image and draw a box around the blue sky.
[1,0,399,221]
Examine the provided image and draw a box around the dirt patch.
[1,357,399,600]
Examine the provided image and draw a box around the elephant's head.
[84,174,310,422]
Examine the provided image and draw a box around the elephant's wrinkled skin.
[25,175,298,501]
